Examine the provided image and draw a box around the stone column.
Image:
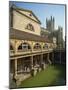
[31,56,33,69]
[14,40,17,54]
[41,54,43,64]
[41,54,46,70]
[14,59,17,76]
[47,53,52,64]
[30,56,37,76]
[31,42,34,52]
[52,52,54,64]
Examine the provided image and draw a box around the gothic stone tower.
[46,16,55,32]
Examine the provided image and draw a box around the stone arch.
[16,41,22,50]
[33,43,42,49]
[17,42,32,50]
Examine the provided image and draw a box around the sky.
[10,1,66,40]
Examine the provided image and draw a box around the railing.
[10,50,15,56]
[10,48,53,56]
[42,48,49,51]
[18,49,32,52]
[10,50,14,53]
[10,50,15,55]
[17,49,32,55]
[33,48,42,53]
[48,48,53,51]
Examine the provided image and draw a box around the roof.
[41,27,51,33]
[10,28,50,43]
[10,4,41,24]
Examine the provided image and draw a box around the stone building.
[48,26,64,48]
[9,5,56,85]
[46,16,55,32]
[40,27,50,38]
[45,16,64,48]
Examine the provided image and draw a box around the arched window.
[43,44,48,49]
[25,23,34,31]
[34,43,41,49]
[18,42,31,50]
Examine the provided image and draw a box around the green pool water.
[19,64,66,88]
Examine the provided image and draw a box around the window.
[25,23,34,31]
[22,43,29,50]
